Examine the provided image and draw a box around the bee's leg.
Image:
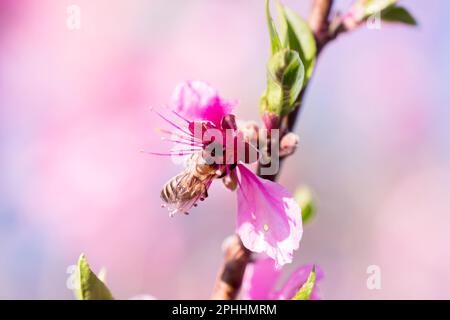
[197,183,208,201]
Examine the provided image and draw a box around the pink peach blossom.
[236,164,302,268]
[154,81,303,267]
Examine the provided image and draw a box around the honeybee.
[160,152,223,216]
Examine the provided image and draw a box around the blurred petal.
[171,81,235,126]
[236,164,302,267]
[241,258,281,300]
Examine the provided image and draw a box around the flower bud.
[279,132,299,158]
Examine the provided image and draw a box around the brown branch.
[211,0,367,300]
[309,0,334,53]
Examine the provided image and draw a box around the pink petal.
[171,81,235,126]
[236,164,303,268]
[276,264,324,300]
[241,258,282,300]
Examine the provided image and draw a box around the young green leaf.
[265,0,282,55]
[381,6,417,26]
[292,265,316,300]
[76,254,114,300]
[276,3,317,82]
[261,48,305,117]
[295,187,316,225]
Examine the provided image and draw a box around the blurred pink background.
[1,0,449,299]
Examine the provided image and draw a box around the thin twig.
[309,0,334,53]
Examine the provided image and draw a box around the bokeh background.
[1,0,449,299]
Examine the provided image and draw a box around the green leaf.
[292,265,316,300]
[261,48,305,117]
[276,3,316,82]
[363,0,397,17]
[265,0,282,55]
[76,254,114,300]
[381,6,417,26]
[295,187,316,224]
